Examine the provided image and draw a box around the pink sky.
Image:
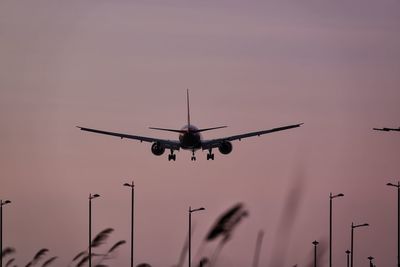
[1,1,400,266]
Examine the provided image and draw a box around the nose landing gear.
[191,150,196,161]
[207,149,214,160]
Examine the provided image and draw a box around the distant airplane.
[78,90,303,161]
[373,127,400,132]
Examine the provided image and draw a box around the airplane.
[373,127,400,132]
[77,91,303,161]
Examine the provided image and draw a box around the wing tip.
[76,126,89,131]
[373,128,388,131]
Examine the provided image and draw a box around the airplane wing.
[201,123,303,150]
[373,127,400,132]
[77,126,181,150]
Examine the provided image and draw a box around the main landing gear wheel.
[191,150,196,161]
[207,151,214,160]
[168,151,176,161]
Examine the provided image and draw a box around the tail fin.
[187,89,191,127]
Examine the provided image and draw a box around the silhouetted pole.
[346,250,350,267]
[330,192,344,267]
[0,200,11,267]
[252,230,264,267]
[387,181,400,267]
[89,194,100,267]
[367,256,374,267]
[351,222,369,267]
[124,181,135,267]
[188,206,205,267]
[312,240,319,267]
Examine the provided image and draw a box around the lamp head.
[90,193,100,199]
[331,193,344,199]
[190,207,205,213]
[1,200,11,206]
[352,222,369,228]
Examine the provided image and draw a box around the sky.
[1,0,400,266]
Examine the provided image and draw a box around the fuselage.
[179,125,202,150]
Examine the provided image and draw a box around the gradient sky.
[1,1,400,266]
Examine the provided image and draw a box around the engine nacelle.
[151,142,165,156]
[218,141,233,155]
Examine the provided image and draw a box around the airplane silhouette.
[78,91,303,161]
[373,127,400,132]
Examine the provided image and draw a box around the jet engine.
[151,142,165,156]
[218,141,233,154]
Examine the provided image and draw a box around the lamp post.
[387,181,400,267]
[312,240,319,267]
[345,250,350,267]
[0,200,11,267]
[350,222,369,267]
[330,193,344,267]
[124,181,135,267]
[89,194,100,267]
[367,256,374,267]
[188,206,205,267]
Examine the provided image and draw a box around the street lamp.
[188,206,205,267]
[89,194,100,267]
[124,181,135,267]
[367,256,374,267]
[329,192,344,267]
[0,200,11,267]
[387,181,400,267]
[312,240,319,267]
[345,250,350,267]
[350,222,369,267]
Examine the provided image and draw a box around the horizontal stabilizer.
[149,126,227,133]
[149,127,187,133]
[193,126,228,133]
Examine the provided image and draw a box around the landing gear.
[191,150,196,161]
[207,149,214,160]
[168,150,176,161]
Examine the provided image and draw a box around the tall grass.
[202,203,249,267]
[41,256,57,267]
[25,248,49,267]
[2,247,15,259]
[5,258,15,267]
